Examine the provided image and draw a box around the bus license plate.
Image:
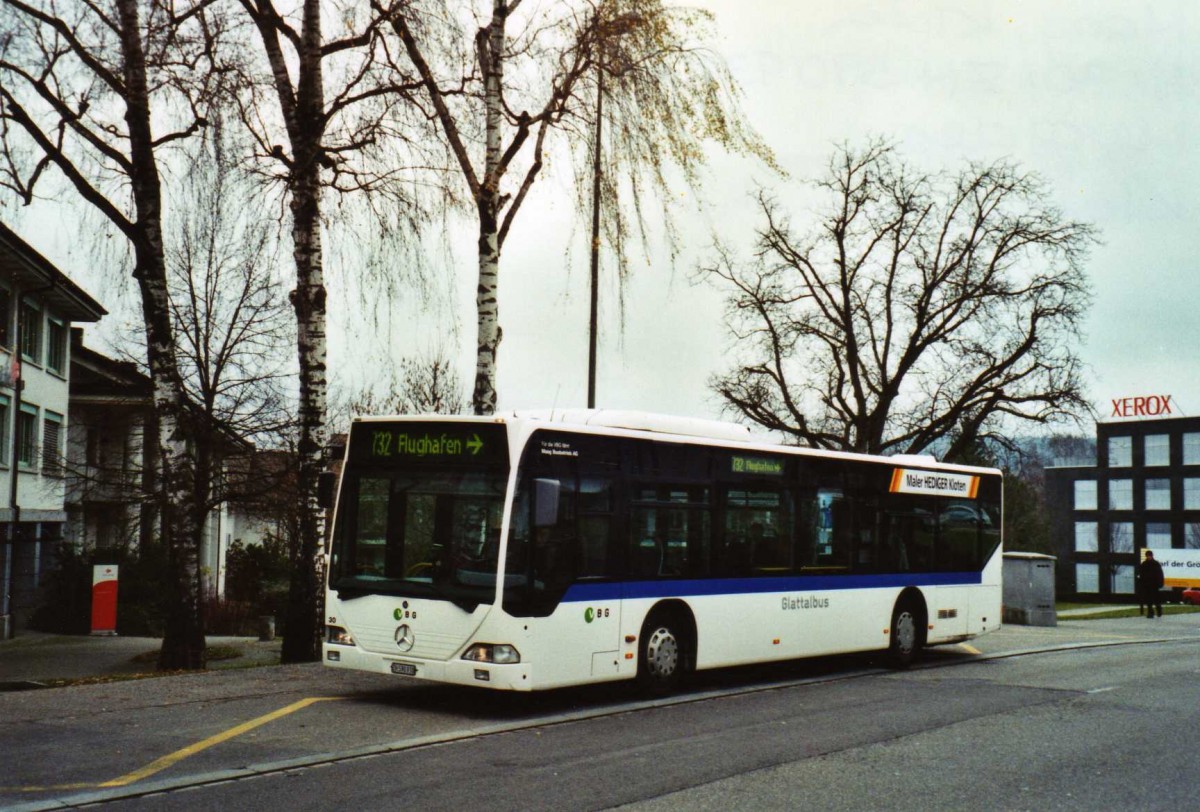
[390,662,417,677]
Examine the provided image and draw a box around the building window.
[0,287,10,347]
[1110,522,1134,553]
[19,301,42,364]
[1109,479,1133,511]
[1076,563,1099,593]
[1146,523,1172,549]
[1108,436,1132,468]
[1110,565,1135,594]
[1185,478,1200,510]
[1074,521,1098,552]
[0,395,8,462]
[1144,434,1169,467]
[1186,523,1200,550]
[42,411,63,477]
[1186,433,1200,465]
[1074,480,1097,510]
[1145,479,1170,511]
[46,318,67,375]
[17,404,38,468]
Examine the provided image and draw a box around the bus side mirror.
[318,471,338,510]
[534,478,560,527]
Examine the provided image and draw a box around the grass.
[129,643,245,665]
[1056,603,1200,621]
[26,642,281,689]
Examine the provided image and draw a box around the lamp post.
[587,47,604,409]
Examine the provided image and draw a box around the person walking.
[1138,550,1165,619]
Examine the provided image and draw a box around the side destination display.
[889,468,980,498]
[731,455,784,476]
[349,422,509,466]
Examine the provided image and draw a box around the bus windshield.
[329,467,508,609]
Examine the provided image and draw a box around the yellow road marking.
[4,696,341,794]
[100,697,343,787]
[959,644,982,655]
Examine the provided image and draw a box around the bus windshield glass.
[328,421,510,608]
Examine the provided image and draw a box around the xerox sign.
[1111,395,1174,418]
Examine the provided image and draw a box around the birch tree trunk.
[471,0,508,416]
[280,0,328,664]
[115,0,206,670]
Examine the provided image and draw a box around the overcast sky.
[477,0,1200,427]
[11,1,1200,433]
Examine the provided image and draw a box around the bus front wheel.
[638,614,684,695]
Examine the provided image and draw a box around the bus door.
[575,476,622,675]
[530,474,624,676]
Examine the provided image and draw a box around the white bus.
[322,410,1002,692]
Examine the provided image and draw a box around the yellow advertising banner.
[1147,549,1200,588]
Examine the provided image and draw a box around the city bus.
[322,410,1002,692]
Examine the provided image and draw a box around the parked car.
[1182,587,1200,606]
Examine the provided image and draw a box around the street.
[3,617,1199,811]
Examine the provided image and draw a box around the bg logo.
[584,607,611,623]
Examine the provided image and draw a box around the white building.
[0,222,106,638]
[68,329,260,602]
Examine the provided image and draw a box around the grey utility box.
[1002,552,1057,627]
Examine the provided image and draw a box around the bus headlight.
[326,625,355,646]
[462,643,521,664]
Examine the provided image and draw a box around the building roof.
[68,328,152,404]
[0,221,107,322]
[1097,413,1200,430]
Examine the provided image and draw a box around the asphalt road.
[3,616,1197,812]
[90,640,1200,812]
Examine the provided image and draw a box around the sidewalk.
[0,631,282,686]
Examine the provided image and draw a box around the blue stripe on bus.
[560,571,982,603]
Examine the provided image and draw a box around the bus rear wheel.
[889,602,922,668]
[638,614,685,695]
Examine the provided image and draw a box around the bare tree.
[390,352,468,416]
[0,0,227,669]
[707,141,1098,460]
[231,0,428,663]
[167,125,295,548]
[330,348,468,432]
[383,0,772,415]
[170,131,293,445]
[1046,433,1096,467]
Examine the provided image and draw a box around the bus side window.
[853,506,878,572]
[938,500,983,572]
[808,488,851,569]
[979,500,1002,568]
[878,502,914,572]
[532,482,577,590]
[630,492,710,578]
[632,508,690,577]
[880,498,936,573]
[577,478,614,578]
[630,516,662,578]
[720,489,791,575]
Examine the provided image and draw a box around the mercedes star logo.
[395,624,415,652]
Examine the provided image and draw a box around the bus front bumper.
[323,644,533,691]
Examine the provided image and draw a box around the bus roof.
[349,410,1001,477]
